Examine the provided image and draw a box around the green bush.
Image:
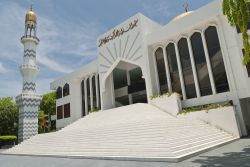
[0,136,17,140]
[0,136,17,147]
[178,101,233,115]
[90,107,100,113]
[150,91,180,100]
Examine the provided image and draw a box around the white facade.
[51,0,250,136]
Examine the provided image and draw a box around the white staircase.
[4,103,238,161]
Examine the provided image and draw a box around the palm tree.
[223,0,250,65]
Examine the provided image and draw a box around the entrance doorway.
[112,63,147,107]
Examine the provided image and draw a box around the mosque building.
[50,0,250,137]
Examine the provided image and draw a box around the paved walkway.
[0,137,250,167]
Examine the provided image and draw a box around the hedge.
[0,136,17,148]
[0,136,17,141]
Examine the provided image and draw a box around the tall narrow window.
[98,74,101,108]
[205,26,229,93]
[178,38,196,99]
[63,83,70,97]
[191,32,212,96]
[64,103,70,118]
[166,43,182,95]
[56,87,62,99]
[155,47,168,94]
[81,80,85,117]
[57,105,63,120]
[92,76,97,108]
[86,78,91,111]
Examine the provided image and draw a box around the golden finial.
[183,2,189,12]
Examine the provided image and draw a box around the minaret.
[16,6,41,143]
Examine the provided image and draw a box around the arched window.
[178,38,196,99]
[155,47,168,94]
[166,43,182,95]
[81,80,85,117]
[205,26,229,93]
[56,87,62,99]
[191,32,212,96]
[63,83,70,97]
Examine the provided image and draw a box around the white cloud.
[139,0,171,24]
[0,2,101,74]
[0,63,7,74]
[0,1,103,97]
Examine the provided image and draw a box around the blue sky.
[0,0,212,97]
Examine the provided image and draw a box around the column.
[201,31,216,95]
[174,42,187,100]
[95,74,100,109]
[163,47,172,92]
[187,37,201,97]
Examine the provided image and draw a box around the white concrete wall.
[178,107,240,137]
[149,93,182,116]
[97,14,162,110]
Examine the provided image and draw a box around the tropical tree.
[0,97,18,136]
[39,92,56,133]
[223,0,250,65]
[40,92,56,115]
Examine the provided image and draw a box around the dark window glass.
[115,95,129,106]
[178,38,196,99]
[129,67,147,103]
[86,78,91,111]
[131,90,148,103]
[205,26,229,93]
[98,74,101,108]
[113,68,127,89]
[56,87,62,99]
[63,83,70,97]
[247,62,250,77]
[81,80,85,117]
[57,105,63,120]
[166,43,182,95]
[129,67,143,85]
[155,47,168,94]
[92,76,97,108]
[191,32,212,96]
[64,103,70,118]
[242,49,250,77]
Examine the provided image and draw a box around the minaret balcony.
[21,35,40,44]
[20,64,39,70]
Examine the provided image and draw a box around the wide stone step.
[4,103,239,161]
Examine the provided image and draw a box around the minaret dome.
[25,6,37,25]
[23,5,38,39]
